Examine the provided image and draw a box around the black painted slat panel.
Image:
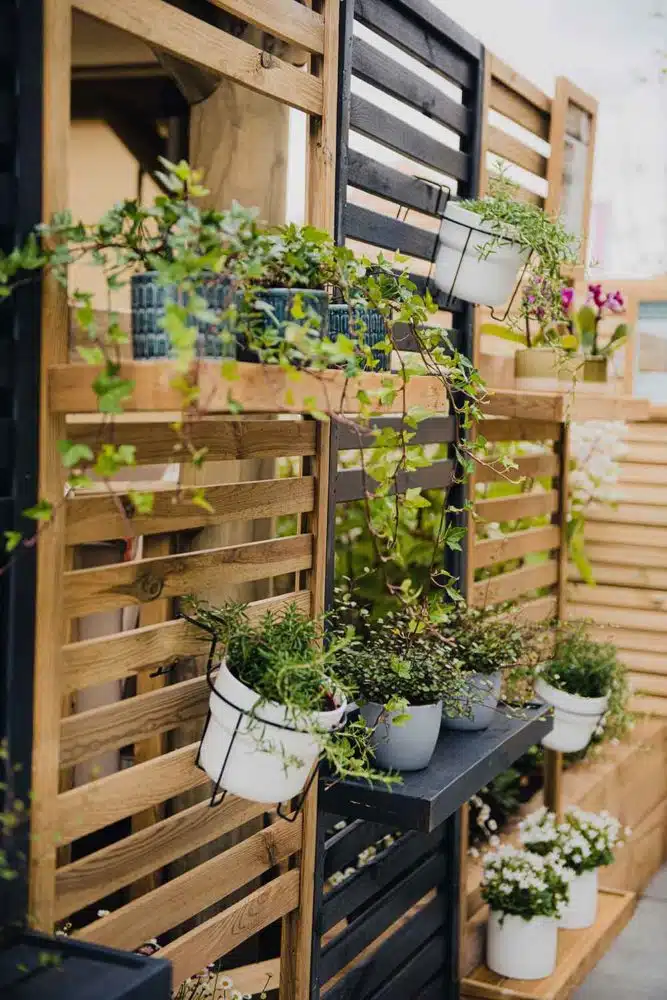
[369,932,447,1000]
[352,38,470,136]
[336,414,456,451]
[354,0,473,89]
[320,851,447,982]
[335,458,454,504]
[323,828,443,932]
[0,92,13,144]
[392,0,482,62]
[324,819,395,878]
[324,894,446,999]
[347,151,451,217]
[391,323,461,354]
[350,95,470,181]
[408,271,465,313]
[0,174,14,225]
[344,203,436,260]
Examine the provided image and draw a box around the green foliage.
[438,602,528,676]
[481,845,571,920]
[541,620,624,699]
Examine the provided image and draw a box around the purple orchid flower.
[561,287,575,314]
[587,283,607,309]
[606,290,625,313]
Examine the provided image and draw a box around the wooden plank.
[629,672,667,699]
[472,561,558,608]
[624,422,667,443]
[474,452,558,485]
[76,818,302,949]
[63,534,313,618]
[462,889,635,1000]
[307,0,338,235]
[61,590,311,693]
[66,476,315,544]
[490,55,552,115]
[571,604,667,634]
[581,542,667,571]
[351,37,470,135]
[347,150,449,217]
[569,582,667,613]
[475,490,558,524]
[569,394,649,423]
[624,442,667,464]
[587,625,667,655]
[54,796,266,921]
[223,959,280,999]
[206,0,325,54]
[159,869,300,988]
[586,502,667,528]
[487,124,547,178]
[572,561,667,592]
[482,390,565,422]
[620,462,667,485]
[344,203,436,260]
[490,79,550,140]
[60,674,210,768]
[630,695,667,718]
[543,749,563,818]
[479,419,561,443]
[554,423,570,621]
[29,0,71,932]
[349,94,470,181]
[49,362,452,415]
[56,742,208,844]
[616,649,667,676]
[67,417,317,464]
[616,483,667,506]
[585,521,667,549]
[472,525,560,570]
[515,594,557,623]
[72,0,323,115]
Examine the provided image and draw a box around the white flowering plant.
[520,805,629,876]
[481,845,571,920]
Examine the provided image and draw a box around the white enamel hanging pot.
[487,911,558,980]
[198,659,346,804]
[535,677,608,754]
[433,202,529,308]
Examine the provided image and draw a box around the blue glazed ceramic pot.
[328,304,391,371]
[237,287,329,362]
[131,272,236,360]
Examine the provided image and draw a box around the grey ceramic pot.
[360,701,442,771]
[442,670,502,732]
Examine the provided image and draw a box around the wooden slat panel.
[482,391,565,422]
[624,423,667,443]
[587,502,667,528]
[76,818,302,949]
[473,524,559,570]
[487,124,548,178]
[629,694,667,718]
[159,869,300,987]
[479,418,561,442]
[351,37,470,135]
[60,675,209,768]
[629,672,667,699]
[515,594,557,623]
[582,543,667,570]
[490,55,551,115]
[347,150,447,217]
[568,582,667,614]
[571,560,667,592]
[587,625,667,655]
[349,94,470,181]
[66,476,315,544]
[618,649,667,676]
[571,604,667,634]
[336,459,454,503]
[620,463,667,485]
[55,796,265,921]
[64,534,313,617]
[56,743,208,844]
[616,483,667,506]
[472,561,558,607]
[61,590,311,693]
[67,417,316,464]
[490,79,550,139]
[624,442,667,464]
[50,362,451,415]
[72,0,323,115]
[206,0,325,54]
[475,490,558,524]
[474,452,558,485]
[585,521,667,549]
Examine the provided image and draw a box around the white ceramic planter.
[442,671,502,732]
[199,660,346,804]
[487,911,558,980]
[535,677,608,754]
[560,868,598,930]
[359,701,442,771]
[433,202,528,308]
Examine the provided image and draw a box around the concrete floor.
[573,866,667,1000]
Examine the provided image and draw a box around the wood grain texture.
[63,534,313,617]
[514,594,558,623]
[307,0,339,234]
[568,582,667,613]
[75,818,302,949]
[586,502,667,528]
[62,590,311,693]
[72,0,323,114]
[206,0,324,53]
[490,79,550,139]
[474,452,558,485]
[479,419,561,443]
[571,604,667,633]
[489,55,552,115]
[55,795,265,921]
[585,520,667,549]
[159,868,300,988]
[554,424,570,621]
[472,525,559,570]
[66,416,316,464]
[472,561,558,608]
[475,490,558,524]
[30,0,71,931]
[487,124,547,178]
[66,475,315,544]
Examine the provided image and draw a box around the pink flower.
[587,283,607,309]
[606,290,625,313]
[561,287,575,313]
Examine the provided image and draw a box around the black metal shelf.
[320,705,551,833]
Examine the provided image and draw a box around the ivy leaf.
[24,499,53,523]
[221,359,239,381]
[191,488,214,514]
[128,490,155,516]
[57,440,94,469]
[3,531,22,553]
[77,345,105,366]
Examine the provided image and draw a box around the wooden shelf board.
[483,389,650,424]
[462,887,636,1000]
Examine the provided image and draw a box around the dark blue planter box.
[0,930,171,1000]
[131,272,236,360]
[329,304,391,371]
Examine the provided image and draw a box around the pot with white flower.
[535,621,627,754]
[520,806,629,930]
[481,845,571,980]
[333,604,468,771]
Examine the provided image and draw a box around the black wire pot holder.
[182,612,344,822]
